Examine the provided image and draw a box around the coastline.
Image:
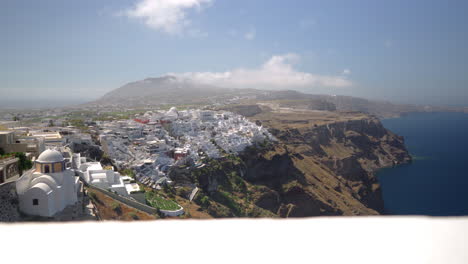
[376,112,468,216]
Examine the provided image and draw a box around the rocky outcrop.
[71,142,103,161]
[242,114,411,216]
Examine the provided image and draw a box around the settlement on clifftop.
[98,107,275,189]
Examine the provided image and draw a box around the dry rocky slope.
[246,109,411,216]
[178,108,411,217]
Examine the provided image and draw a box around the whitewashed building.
[79,162,128,196]
[74,153,134,197]
[16,149,80,217]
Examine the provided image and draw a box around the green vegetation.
[111,202,122,214]
[87,190,103,205]
[186,152,281,218]
[175,186,192,198]
[15,152,33,173]
[230,171,247,193]
[100,153,113,167]
[162,184,176,199]
[128,212,139,220]
[119,168,135,178]
[89,191,98,201]
[193,191,212,209]
[199,196,211,208]
[211,190,243,216]
[0,152,33,174]
[189,156,256,216]
[145,190,180,211]
[69,119,88,130]
[90,109,146,121]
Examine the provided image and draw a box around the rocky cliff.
[244,112,411,216]
[172,109,411,217]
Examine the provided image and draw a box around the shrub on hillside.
[111,202,122,215]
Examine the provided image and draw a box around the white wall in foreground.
[1,217,467,264]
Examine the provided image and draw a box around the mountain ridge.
[87,75,468,118]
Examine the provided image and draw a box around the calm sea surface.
[377,112,468,216]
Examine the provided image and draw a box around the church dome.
[37,149,64,163]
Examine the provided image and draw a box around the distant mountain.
[91,75,256,107]
[87,75,467,118]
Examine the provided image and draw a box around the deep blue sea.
[377,112,468,216]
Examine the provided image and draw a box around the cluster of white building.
[2,106,276,218]
[98,107,275,187]
[15,148,142,217]
[0,124,95,161]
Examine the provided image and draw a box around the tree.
[111,202,122,215]
[14,152,32,174]
[100,153,113,167]
[200,196,211,208]
[119,168,135,178]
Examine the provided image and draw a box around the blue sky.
[1,0,468,106]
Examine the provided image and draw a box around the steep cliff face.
[241,115,411,216]
[173,110,411,217]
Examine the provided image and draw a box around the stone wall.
[0,182,20,222]
[86,183,184,217]
[160,208,185,217]
[86,183,158,215]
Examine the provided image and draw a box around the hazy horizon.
[1,82,467,110]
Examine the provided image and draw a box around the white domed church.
[16,149,80,217]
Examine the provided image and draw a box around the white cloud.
[125,0,213,34]
[169,53,352,89]
[342,69,351,75]
[244,28,256,40]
